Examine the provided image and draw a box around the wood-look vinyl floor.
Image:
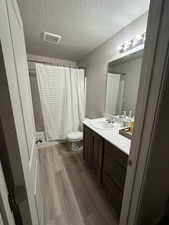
[39,143,118,225]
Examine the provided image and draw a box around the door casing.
[120,0,169,224]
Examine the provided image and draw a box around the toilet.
[67,131,83,151]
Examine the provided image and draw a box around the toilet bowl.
[67,131,83,151]
[67,131,83,141]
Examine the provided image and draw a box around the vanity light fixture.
[118,32,146,53]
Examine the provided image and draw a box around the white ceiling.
[17,0,149,61]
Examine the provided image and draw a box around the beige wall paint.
[78,12,148,118]
[28,54,77,132]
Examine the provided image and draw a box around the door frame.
[120,0,169,224]
[0,40,32,225]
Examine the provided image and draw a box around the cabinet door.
[93,133,103,180]
[102,141,128,215]
[103,141,128,191]
[83,126,94,168]
[102,173,123,216]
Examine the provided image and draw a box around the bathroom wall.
[109,57,142,114]
[28,54,77,131]
[78,12,148,118]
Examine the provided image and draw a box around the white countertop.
[83,118,131,155]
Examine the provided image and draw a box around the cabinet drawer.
[104,141,128,169]
[102,173,123,215]
[103,157,126,191]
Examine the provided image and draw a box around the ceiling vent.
[42,32,62,45]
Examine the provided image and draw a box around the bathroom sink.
[90,119,121,130]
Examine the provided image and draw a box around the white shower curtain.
[36,63,85,141]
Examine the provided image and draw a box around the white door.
[0,0,43,224]
[0,162,15,225]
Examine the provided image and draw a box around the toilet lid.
[67,131,83,140]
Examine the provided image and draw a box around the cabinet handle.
[128,159,132,166]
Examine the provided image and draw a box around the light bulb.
[133,34,142,46]
[124,40,132,50]
[117,45,123,52]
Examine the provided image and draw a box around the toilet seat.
[67,131,83,142]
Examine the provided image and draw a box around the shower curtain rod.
[28,59,85,70]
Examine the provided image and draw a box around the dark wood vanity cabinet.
[83,125,103,180]
[83,124,128,215]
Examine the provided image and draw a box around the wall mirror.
[105,49,143,118]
